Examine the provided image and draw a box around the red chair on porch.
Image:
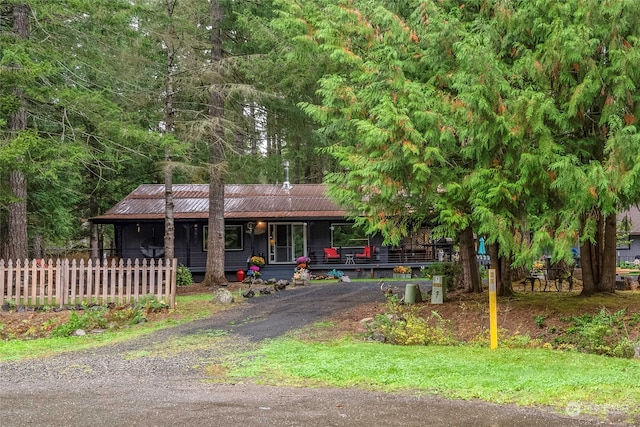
[323,247,341,263]
[355,245,375,262]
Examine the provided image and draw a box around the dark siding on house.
[618,207,640,262]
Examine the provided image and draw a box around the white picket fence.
[0,258,177,309]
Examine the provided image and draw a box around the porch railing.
[307,244,453,265]
[0,258,177,309]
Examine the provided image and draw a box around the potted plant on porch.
[292,256,311,285]
[245,255,266,282]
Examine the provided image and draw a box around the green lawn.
[228,336,640,420]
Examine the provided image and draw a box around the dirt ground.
[2,278,640,345]
[307,279,640,346]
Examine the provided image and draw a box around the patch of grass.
[123,330,230,360]
[228,337,640,416]
[0,331,144,361]
[0,293,234,361]
[312,321,334,329]
[175,294,233,319]
[290,321,339,341]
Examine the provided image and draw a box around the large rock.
[212,288,234,304]
[274,280,289,291]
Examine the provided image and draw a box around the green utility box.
[404,283,422,304]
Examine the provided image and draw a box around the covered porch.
[222,241,455,282]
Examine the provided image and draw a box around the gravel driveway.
[0,282,625,426]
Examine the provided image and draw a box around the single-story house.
[90,183,453,281]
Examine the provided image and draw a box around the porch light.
[254,221,267,235]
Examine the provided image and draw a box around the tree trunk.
[32,233,43,259]
[202,0,228,286]
[459,226,481,293]
[90,223,100,261]
[8,170,28,261]
[7,3,30,262]
[488,242,513,297]
[599,212,617,292]
[498,254,513,297]
[164,155,175,261]
[581,211,617,295]
[163,0,177,262]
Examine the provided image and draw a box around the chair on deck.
[355,245,375,262]
[323,247,341,263]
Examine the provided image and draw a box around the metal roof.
[90,184,347,223]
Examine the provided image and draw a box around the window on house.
[225,225,243,250]
[331,223,368,248]
[203,225,244,251]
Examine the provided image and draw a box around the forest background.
[2,0,640,294]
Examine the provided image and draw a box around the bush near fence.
[0,258,177,309]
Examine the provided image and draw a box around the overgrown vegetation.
[51,295,169,337]
[558,308,640,358]
[365,295,457,346]
[366,293,640,359]
[0,292,230,361]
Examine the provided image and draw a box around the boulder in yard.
[212,288,234,304]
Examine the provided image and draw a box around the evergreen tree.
[282,0,640,296]
[1,1,167,259]
[502,0,640,294]
[279,0,485,292]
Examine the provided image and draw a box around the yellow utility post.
[488,268,498,349]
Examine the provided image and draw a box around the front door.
[269,223,307,263]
